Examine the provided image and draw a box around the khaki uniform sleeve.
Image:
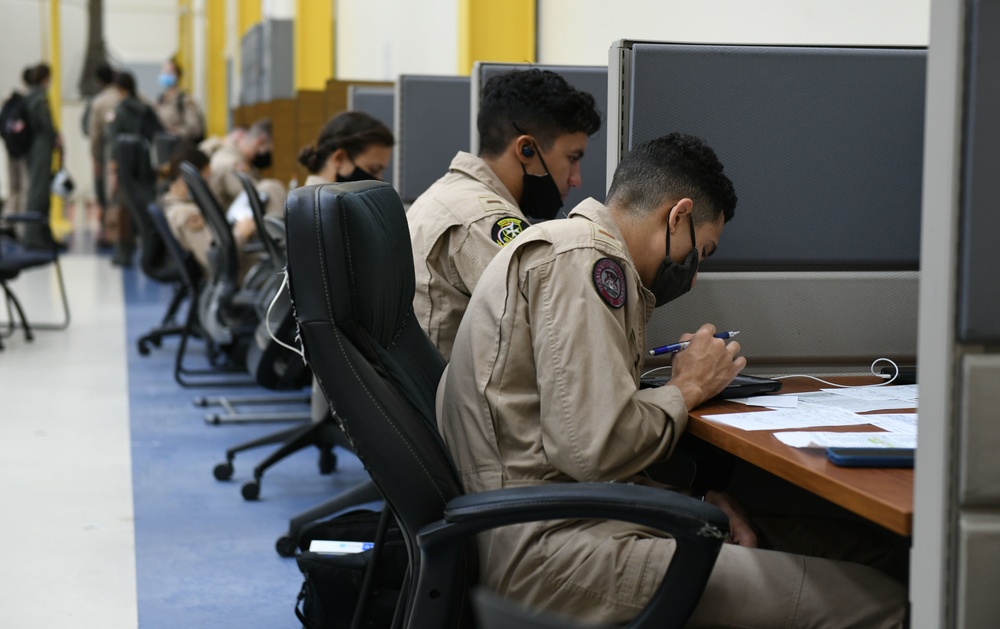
[452,211,525,296]
[524,246,687,482]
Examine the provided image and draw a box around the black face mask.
[251,150,273,170]
[519,149,563,221]
[335,164,378,183]
[650,213,699,307]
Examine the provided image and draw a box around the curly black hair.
[606,133,737,224]
[477,68,602,157]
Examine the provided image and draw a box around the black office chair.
[284,180,729,628]
[0,212,70,347]
[116,134,193,356]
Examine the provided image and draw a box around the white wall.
[538,0,930,65]
[336,0,458,80]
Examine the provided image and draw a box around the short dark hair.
[114,71,137,97]
[298,111,394,173]
[248,117,272,140]
[22,66,36,86]
[33,63,51,85]
[96,62,114,85]
[606,133,737,225]
[168,146,209,182]
[477,68,602,157]
[167,56,183,79]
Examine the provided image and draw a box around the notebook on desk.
[640,374,783,399]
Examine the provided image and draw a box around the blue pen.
[648,331,740,356]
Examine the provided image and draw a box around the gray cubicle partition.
[347,85,396,187]
[239,19,293,105]
[471,63,608,216]
[609,41,926,367]
[393,75,471,204]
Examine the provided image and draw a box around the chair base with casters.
[213,410,344,501]
[136,283,190,355]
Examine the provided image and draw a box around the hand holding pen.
[648,331,740,356]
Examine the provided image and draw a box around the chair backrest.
[235,171,286,267]
[116,134,176,282]
[147,202,202,293]
[179,161,241,290]
[284,180,462,550]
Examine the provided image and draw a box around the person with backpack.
[1,66,37,217]
[104,70,163,265]
[154,57,205,146]
[22,63,61,248]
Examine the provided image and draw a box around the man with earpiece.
[406,68,601,360]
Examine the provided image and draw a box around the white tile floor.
[0,254,137,627]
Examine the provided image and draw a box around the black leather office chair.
[116,134,193,356]
[284,181,729,629]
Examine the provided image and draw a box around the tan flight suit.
[155,89,204,143]
[407,151,530,360]
[88,85,123,167]
[208,137,284,217]
[164,195,212,275]
[438,197,907,628]
[208,137,251,209]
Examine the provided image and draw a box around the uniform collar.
[448,151,519,209]
[304,174,330,186]
[568,198,656,313]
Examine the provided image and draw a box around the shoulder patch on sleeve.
[478,195,511,213]
[592,258,627,308]
[491,216,526,246]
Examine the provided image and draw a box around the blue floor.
[123,268,371,628]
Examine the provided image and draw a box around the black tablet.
[640,374,782,399]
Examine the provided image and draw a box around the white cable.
[641,358,901,387]
[771,358,899,387]
[265,271,305,358]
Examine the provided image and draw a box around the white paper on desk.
[774,431,917,449]
[821,384,919,403]
[797,394,915,413]
[729,395,799,409]
[701,406,870,431]
[865,414,918,434]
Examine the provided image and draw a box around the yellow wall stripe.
[295,0,334,91]
[48,0,69,240]
[177,0,194,91]
[458,0,536,75]
[238,0,261,36]
[206,0,227,137]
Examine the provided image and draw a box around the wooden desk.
[687,377,914,536]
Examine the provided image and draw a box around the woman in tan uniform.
[296,111,394,187]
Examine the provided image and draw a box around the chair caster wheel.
[151,337,162,348]
[318,450,338,475]
[138,342,150,356]
[242,480,261,501]
[276,535,297,557]
[205,414,221,425]
[213,462,234,480]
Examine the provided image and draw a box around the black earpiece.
[521,145,535,158]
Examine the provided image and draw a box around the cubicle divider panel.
[268,98,298,185]
[295,91,329,181]
[347,85,396,188]
[608,41,926,366]
[394,75,471,204]
[472,63,609,215]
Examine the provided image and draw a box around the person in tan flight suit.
[437,133,907,628]
[407,69,601,360]
[154,57,205,145]
[208,117,285,216]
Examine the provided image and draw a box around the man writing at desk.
[437,133,906,627]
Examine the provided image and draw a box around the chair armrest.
[1,212,45,224]
[414,483,728,629]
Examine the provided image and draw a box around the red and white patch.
[592,258,627,309]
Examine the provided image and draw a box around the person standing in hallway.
[155,57,205,146]
[85,62,121,247]
[2,66,37,217]
[22,63,61,248]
